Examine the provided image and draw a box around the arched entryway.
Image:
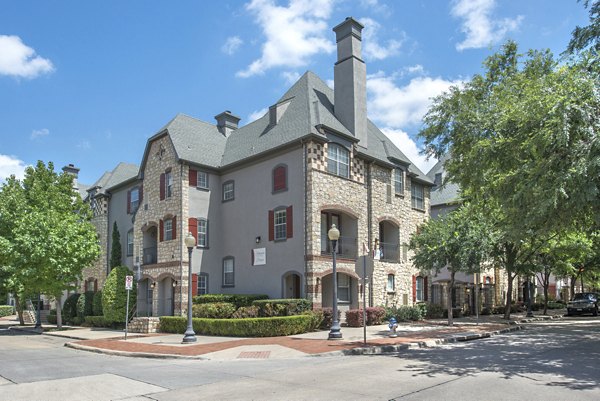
[137,278,153,317]
[321,272,358,313]
[282,272,302,299]
[157,276,176,316]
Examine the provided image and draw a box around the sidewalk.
[2,312,564,360]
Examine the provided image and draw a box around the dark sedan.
[566,292,599,316]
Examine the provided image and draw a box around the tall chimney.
[333,17,367,148]
[62,163,80,190]
[215,110,241,137]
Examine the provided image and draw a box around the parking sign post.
[124,275,133,340]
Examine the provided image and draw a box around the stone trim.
[319,204,360,219]
[306,255,356,263]
[377,215,401,227]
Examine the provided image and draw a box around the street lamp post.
[328,224,342,340]
[182,232,197,343]
[526,277,534,318]
[35,292,42,330]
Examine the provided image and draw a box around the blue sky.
[0,0,590,186]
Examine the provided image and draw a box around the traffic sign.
[125,275,133,290]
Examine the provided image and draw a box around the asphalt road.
[0,317,598,400]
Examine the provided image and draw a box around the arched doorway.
[137,278,153,317]
[283,272,302,298]
[158,277,176,316]
[321,272,357,313]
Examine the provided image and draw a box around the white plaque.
[253,248,266,265]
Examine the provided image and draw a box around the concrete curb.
[64,342,208,360]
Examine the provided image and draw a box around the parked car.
[566,293,599,316]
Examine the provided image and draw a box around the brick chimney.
[215,110,241,137]
[333,17,367,148]
[62,163,80,190]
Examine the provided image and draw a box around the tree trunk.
[14,293,24,325]
[503,243,518,320]
[447,271,455,326]
[55,298,62,329]
[570,273,577,298]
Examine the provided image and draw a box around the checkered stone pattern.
[351,152,365,184]
[307,141,326,172]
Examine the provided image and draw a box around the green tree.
[110,221,122,269]
[409,204,494,326]
[0,161,100,328]
[566,0,600,54]
[102,265,136,324]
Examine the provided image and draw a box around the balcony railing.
[143,246,157,265]
[378,242,400,262]
[320,235,357,259]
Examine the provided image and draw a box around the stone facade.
[80,196,109,292]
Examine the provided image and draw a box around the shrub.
[345,307,386,327]
[62,293,81,324]
[345,309,365,327]
[480,307,492,315]
[102,266,137,324]
[425,303,445,319]
[192,302,236,319]
[547,302,565,310]
[366,307,386,325]
[385,305,423,322]
[0,305,14,317]
[92,290,103,316]
[314,307,341,329]
[416,302,428,318]
[253,299,313,317]
[193,294,269,308]
[84,316,111,327]
[304,309,324,331]
[442,308,463,318]
[76,291,95,319]
[232,306,260,319]
[160,315,316,337]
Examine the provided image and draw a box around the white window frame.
[327,144,350,178]
[198,218,208,248]
[222,257,234,287]
[387,274,395,292]
[274,208,287,241]
[416,276,424,302]
[198,273,208,295]
[130,188,139,211]
[394,169,404,195]
[166,171,173,198]
[337,273,350,303]
[197,171,209,189]
[411,183,425,210]
[222,181,234,201]
[164,218,173,241]
[126,230,134,256]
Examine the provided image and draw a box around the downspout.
[366,162,373,307]
[179,162,184,316]
[303,140,308,300]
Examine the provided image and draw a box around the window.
[166,171,173,198]
[198,273,208,295]
[222,257,234,287]
[387,274,395,292]
[164,218,173,241]
[411,183,425,210]
[198,218,208,248]
[269,206,293,241]
[394,169,404,195]
[129,188,139,212]
[197,171,209,189]
[327,143,350,178]
[127,230,134,256]
[416,276,424,302]
[222,180,234,201]
[272,165,287,192]
[86,279,96,292]
[337,273,350,302]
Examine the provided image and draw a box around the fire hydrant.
[388,317,398,338]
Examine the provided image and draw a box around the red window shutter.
[188,218,198,243]
[286,205,293,238]
[139,184,143,202]
[424,277,428,301]
[268,210,274,241]
[159,219,164,242]
[172,216,177,240]
[273,166,286,191]
[412,275,416,303]
[192,273,198,297]
[127,190,131,214]
[189,168,197,187]
[159,173,165,200]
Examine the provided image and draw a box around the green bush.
[192,302,236,318]
[92,290,103,316]
[102,266,137,324]
[232,306,260,319]
[547,302,565,310]
[84,315,111,327]
[304,310,324,331]
[0,305,14,317]
[344,307,386,327]
[62,293,81,324]
[345,309,365,327]
[76,291,95,319]
[442,307,463,318]
[366,307,386,325]
[314,307,341,329]
[193,294,269,308]
[159,315,316,337]
[385,305,423,322]
[252,299,313,317]
[425,303,445,319]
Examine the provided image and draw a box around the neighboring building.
[80,18,433,317]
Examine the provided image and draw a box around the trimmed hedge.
[0,305,14,317]
[102,266,137,324]
[92,290,103,316]
[314,307,341,329]
[84,315,110,327]
[384,305,423,322]
[62,293,81,324]
[47,309,57,324]
[345,307,386,327]
[252,299,313,317]
[192,302,236,318]
[193,294,269,308]
[232,306,260,319]
[159,314,319,337]
[76,291,95,319]
[424,303,445,319]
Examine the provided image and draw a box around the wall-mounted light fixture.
[256,236,261,244]
[172,280,178,288]
[150,282,156,289]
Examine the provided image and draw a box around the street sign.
[125,275,133,290]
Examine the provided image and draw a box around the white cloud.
[77,140,91,150]
[367,72,462,127]
[451,0,523,51]
[380,128,437,174]
[0,154,27,182]
[281,71,300,85]
[237,0,335,78]
[30,128,49,140]
[222,36,243,55]
[0,35,54,78]
[360,18,403,61]
[247,107,268,123]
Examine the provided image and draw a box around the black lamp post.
[328,224,342,340]
[526,277,534,318]
[35,292,42,330]
[182,232,197,343]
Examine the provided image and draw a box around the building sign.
[125,275,134,290]
[252,248,266,266]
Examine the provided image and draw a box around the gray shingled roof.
[150,71,432,184]
[427,155,460,206]
[90,162,139,195]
